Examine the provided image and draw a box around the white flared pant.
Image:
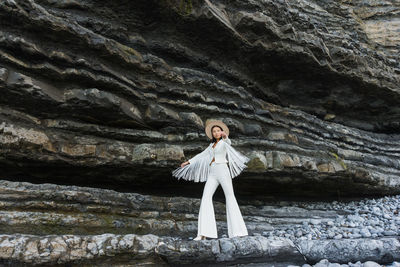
[197,162,248,238]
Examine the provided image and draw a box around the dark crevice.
[0,158,394,204]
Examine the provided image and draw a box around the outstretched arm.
[188,146,211,164]
[172,144,213,183]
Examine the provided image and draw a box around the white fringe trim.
[171,141,249,182]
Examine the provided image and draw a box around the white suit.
[172,137,249,238]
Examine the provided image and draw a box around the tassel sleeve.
[224,140,250,179]
[171,145,212,183]
[188,145,211,164]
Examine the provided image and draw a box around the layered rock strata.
[0,0,400,265]
[0,0,400,198]
[0,180,399,266]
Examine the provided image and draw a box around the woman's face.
[212,126,223,139]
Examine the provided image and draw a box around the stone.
[310,219,321,225]
[363,261,381,267]
[360,228,372,238]
[383,231,397,236]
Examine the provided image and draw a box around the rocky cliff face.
[0,0,399,265]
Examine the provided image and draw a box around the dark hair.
[210,125,223,143]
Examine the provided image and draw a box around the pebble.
[334,234,342,239]
[295,230,303,237]
[363,261,381,267]
[384,214,391,219]
[310,219,321,225]
[383,230,396,236]
[360,228,371,238]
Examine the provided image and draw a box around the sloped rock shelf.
[0,180,399,266]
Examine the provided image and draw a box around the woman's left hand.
[220,131,227,138]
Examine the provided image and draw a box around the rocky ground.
[0,179,399,266]
[303,260,400,267]
[255,194,400,242]
[240,259,400,267]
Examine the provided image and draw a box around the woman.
[172,119,250,240]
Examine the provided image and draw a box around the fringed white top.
[171,137,250,183]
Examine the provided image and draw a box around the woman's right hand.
[181,161,189,168]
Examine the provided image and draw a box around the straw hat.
[205,119,229,140]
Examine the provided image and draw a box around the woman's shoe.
[193,235,206,240]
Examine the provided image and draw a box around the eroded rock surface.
[0,0,400,198]
[0,180,399,266]
[0,0,400,265]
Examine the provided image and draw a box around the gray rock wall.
[0,0,399,198]
[0,0,400,265]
